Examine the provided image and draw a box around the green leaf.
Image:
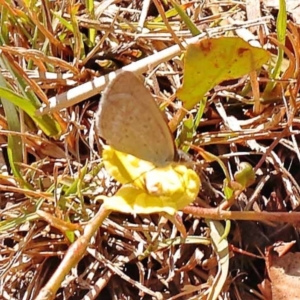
[64,216,75,243]
[0,73,33,188]
[264,0,286,93]
[223,179,234,200]
[169,0,200,36]
[154,2,194,22]
[178,114,194,152]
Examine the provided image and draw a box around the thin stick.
[35,206,111,300]
[183,206,300,223]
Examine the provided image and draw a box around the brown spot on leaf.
[237,47,249,56]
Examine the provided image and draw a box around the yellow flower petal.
[103,146,154,188]
[100,146,201,214]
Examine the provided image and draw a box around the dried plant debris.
[1,1,300,300]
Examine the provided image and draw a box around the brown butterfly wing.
[95,71,175,166]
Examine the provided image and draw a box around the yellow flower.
[98,146,200,215]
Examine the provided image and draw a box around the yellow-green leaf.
[234,162,256,189]
[177,37,270,110]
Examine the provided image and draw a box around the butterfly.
[95,71,176,167]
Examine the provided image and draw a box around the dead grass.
[0,1,300,299]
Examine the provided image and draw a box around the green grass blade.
[0,87,60,136]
